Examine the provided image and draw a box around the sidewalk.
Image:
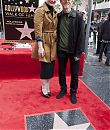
[82,49,110,107]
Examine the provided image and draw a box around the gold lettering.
[8,5,11,11]
[25,12,34,18]
[5,5,29,13]
[17,7,21,12]
[20,6,24,12]
[5,12,10,16]
[5,5,8,11]
[5,12,14,16]
[11,6,17,12]
[18,13,24,17]
[24,7,29,13]
[14,13,17,16]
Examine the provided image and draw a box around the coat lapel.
[43,3,53,20]
[43,2,57,21]
[53,11,57,19]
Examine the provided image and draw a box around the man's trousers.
[58,51,80,94]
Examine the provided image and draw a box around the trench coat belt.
[42,30,56,46]
[43,30,55,33]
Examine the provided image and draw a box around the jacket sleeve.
[34,7,44,42]
[75,14,85,58]
[99,23,104,41]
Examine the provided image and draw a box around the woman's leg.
[40,61,55,97]
[41,79,48,95]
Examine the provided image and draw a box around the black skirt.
[40,61,55,79]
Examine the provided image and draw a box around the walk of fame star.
[16,21,34,40]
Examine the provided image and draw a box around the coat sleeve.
[75,14,85,58]
[34,7,44,42]
[99,22,104,41]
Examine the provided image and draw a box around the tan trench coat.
[32,3,58,63]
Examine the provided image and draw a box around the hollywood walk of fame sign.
[1,0,39,40]
[26,109,94,130]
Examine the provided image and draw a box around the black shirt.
[45,2,54,17]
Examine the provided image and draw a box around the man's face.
[60,0,73,10]
[47,0,57,6]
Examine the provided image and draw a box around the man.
[95,16,105,55]
[56,0,85,104]
[32,0,57,98]
[99,12,110,66]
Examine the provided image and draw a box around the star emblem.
[16,21,34,40]
[50,113,90,130]
[28,4,36,13]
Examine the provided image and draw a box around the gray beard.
[64,8,71,13]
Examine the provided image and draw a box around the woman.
[32,0,57,98]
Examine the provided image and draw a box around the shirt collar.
[61,9,77,18]
[43,2,57,14]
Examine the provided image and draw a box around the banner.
[1,0,39,40]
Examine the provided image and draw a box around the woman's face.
[47,0,57,6]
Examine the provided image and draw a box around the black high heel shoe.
[48,92,51,96]
[42,92,50,98]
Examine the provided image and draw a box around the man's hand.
[74,57,80,61]
[38,41,45,57]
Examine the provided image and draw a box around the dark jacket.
[100,19,110,41]
[57,10,85,58]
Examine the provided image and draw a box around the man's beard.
[63,4,71,13]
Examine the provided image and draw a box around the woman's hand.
[38,41,45,57]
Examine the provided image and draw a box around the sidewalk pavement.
[82,49,110,107]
